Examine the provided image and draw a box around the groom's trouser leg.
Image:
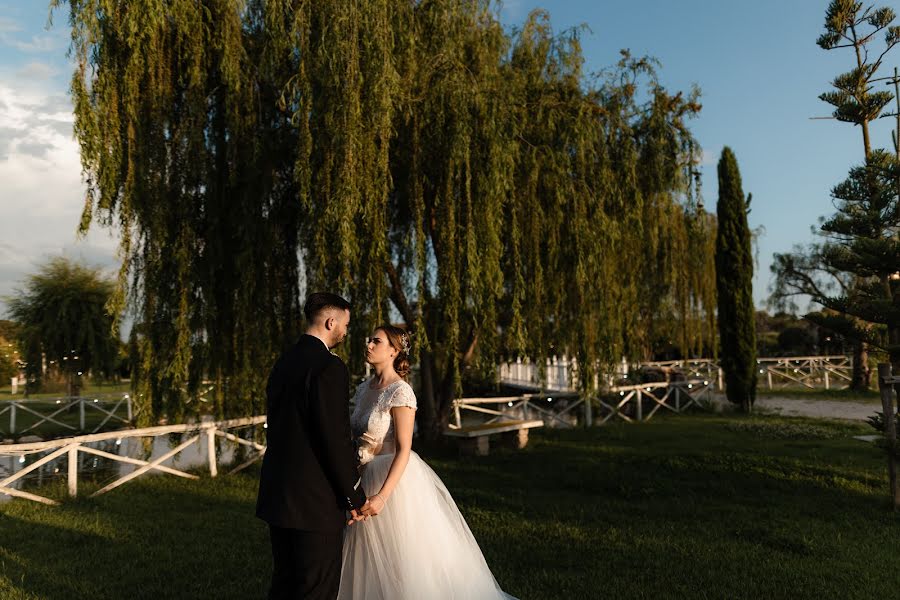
[268,525,343,600]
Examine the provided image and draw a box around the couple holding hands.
[256,293,515,600]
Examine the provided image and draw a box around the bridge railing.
[754,355,851,389]
[498,355,853,393]
[0,394,133,438]
[0,416,265,506]
[451,379,714,430]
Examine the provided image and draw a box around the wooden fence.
[755,355,851,389]
[498,355,852,393]
[451,379,713,429]
[0,416,265,506]
[0,394,132,437]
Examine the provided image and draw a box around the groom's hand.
[347,507,366,526]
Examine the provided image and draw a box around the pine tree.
[715,148,756,412]
[772,0,900,387]
[773,151,900,370]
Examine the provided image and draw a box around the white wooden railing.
[498,355,853,393]
[0,416,265,506]
[0,394,132,437]
[596,380,713,424]
[754,355,852,389]
[498,357,582,392]
[451,379,713,429]
[450,391,583,430]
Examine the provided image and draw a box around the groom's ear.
[324,316,335,330]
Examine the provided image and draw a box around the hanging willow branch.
[55,1,717,436]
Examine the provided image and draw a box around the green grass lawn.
[1,413,897,599]
[0,382,131,400]
[756,387,882,403]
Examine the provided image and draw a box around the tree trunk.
[851,340,870,391]
[417,349,441,441]
[416,349,457,442]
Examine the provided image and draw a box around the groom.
[256,292,369,600]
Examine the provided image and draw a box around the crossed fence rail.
[0,394,133,437]
[755,355,852,389]
[451,379,713,429]
[498,355,853,393]
[0,416,265,506]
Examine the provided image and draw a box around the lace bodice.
[350,379,417,464]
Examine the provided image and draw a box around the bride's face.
[365,329,397,367]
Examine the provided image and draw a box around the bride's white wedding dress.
[337,379,516,600]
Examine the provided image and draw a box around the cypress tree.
[715,148,756,412]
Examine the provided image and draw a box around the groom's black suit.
[257,334,366,600]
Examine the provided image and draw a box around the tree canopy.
[55,0,717,432]
[5,258,118,394]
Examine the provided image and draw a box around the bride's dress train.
[338,380,516,600]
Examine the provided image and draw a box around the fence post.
[877,364,899,510]
[717,368,724,392]
[636,390,643,422]
[67,445,78,497]
[584,395,592,427]
[126,395,133,422]
[79,398,85,431]
[824,369,830,390]
[9,403,15,435]
[207,426,218,477]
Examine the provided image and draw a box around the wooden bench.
[443,419,544,456]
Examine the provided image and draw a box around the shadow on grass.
[423,415,899,599]
[0,474,270,600]
[1,413,898,600]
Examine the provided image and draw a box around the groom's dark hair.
[304,292,351,323]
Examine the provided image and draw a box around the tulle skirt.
[337,451,516,600]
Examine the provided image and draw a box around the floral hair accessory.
[400,332,411,354]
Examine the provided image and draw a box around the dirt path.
[757,396,880,421]
[709,393,880,421]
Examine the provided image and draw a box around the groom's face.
[329,308,351,348]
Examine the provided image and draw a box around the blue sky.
[1,1,898,313]
[500,0,900,309]
[0,0,119,314]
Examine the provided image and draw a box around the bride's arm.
[367,406,415,515]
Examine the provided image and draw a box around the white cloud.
[499,0,525,20]
[0,32,60,53]
[16,61,57,80]
[0,13,67,54]
[0,81,119,313]
[700,146,721,166]
[0,16,21,34]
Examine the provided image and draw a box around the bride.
[337,324,516,600]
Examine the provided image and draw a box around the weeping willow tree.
[53,0,303,424]
[56,0,716,436]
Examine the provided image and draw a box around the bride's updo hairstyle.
[377,324,412,379]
